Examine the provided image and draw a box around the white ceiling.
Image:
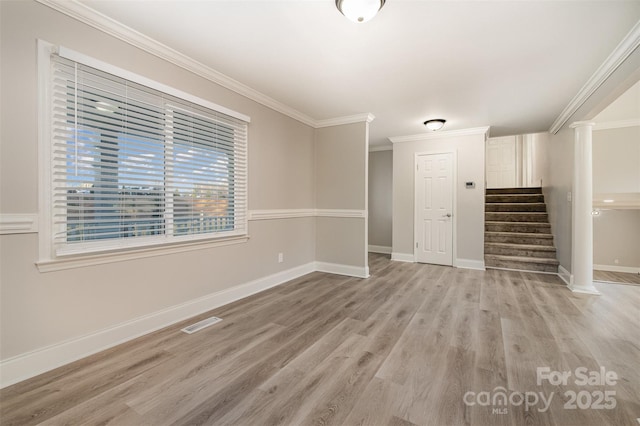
[80,0,640,146]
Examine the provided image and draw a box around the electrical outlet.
[614,259,619,264]
[278,253,284,263]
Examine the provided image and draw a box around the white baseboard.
[594,264,640,274]
[558,265,600,295]
[391,252,415,262]
[455,258,485,271]
[0,262,315,389]
[314,261,369,279]
[368,245,391,254]
[558,265,571,286]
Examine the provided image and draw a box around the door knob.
[443,213,452,218]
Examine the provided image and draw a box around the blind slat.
[51,54,248,253]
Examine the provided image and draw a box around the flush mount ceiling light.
[336,0,385,23]
[424,119,446,131]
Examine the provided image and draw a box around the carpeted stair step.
[485,212,549,222]
[486,194,545,203]
[486,202,547,212]
[485,254,559,273]
[486,187,542,195]
[485,242,557,258]
[485,231,554,246]
[485,221,551,234]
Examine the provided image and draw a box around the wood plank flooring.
[1,253,639,425]
[594,269,640,285]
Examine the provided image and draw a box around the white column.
[569,121,600,295]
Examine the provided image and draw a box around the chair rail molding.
[0,214,39,235]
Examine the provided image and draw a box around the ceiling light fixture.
[424,119,446,131]
[603,199,614,203]
[335,0,385,23]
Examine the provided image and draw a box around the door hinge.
[416,242,418,248]
[416,164,419,171]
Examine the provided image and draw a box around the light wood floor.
[594,269,640,286]
[1,254,639,426]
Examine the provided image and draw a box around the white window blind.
[50,55,248,256]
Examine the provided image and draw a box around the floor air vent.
[181,316,223,334]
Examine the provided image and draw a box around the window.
[44,49,249,259]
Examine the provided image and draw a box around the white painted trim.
[315,209,366,219]
[389,126,491,144]
[391,252,415,262]
[35,0,316,127]
[315,113,375,128]
[549,20,640,134]
[456,258,485,271]
[248,209,316,220]
[368,245,392,254]
[315,261,369,279]
[0,214,38,235]
[594,264,640,274]
[558,265,572,286]
[34,0,375,131]
[568,283,601,295]
[36,236,249,273]
[0,261,316,389]
[369,145,392,152]
[593,119,640,131]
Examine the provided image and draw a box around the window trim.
[37,40,250,270]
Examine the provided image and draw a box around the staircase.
[484,187,559,273]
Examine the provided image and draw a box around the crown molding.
[35,0,366,130]
[389,126,491,144]
[315,113,376,128]
[549,20,640,134]
[593,118,640,131]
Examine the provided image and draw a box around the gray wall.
[368,150,392,249]
[0,1,318,360]
[593,210,640,268]
[315,123,368,269]
[593,126,640,194]
[392,132,486,265]
[544,127,574,272]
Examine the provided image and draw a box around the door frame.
[413,150,458,266]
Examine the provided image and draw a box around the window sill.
[36,234,249,273]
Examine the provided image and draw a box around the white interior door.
[486,137,516,188]
[415,153,453,266]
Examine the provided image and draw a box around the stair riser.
[485,234,553,246]
[486,187,542,195]
[485,258,558,273]
[486,195,545,203]
[486,203,547,212]
[485,246,557,258]
[485,213,549,222]
[486,223,551,233]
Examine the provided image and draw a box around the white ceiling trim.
[593,118,640,131]
[549,20,640,134]
[36,0,374,130]
[315,113,376,128]
[389,126,491,144]
[369,145,392,152]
